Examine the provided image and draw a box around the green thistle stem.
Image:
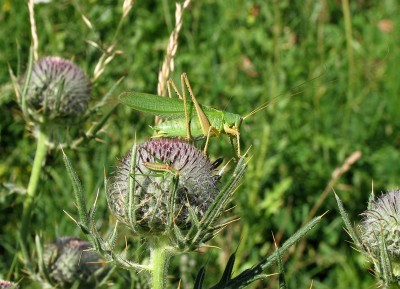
[150,238,172,289]
[20,126,48,245]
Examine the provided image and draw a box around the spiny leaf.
[276,241,286,289]
[223,215,322,289]
[334,192,363,249]
[193,267,206,289]
[210,253,236,288]
[63,151,90,228]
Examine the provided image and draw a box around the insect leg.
[168,78,183,99]
[144,162,174,173]
[143,160,180,178]
[182,73,220,139]
[223,124,241,157]
[167,79,173,98]
[179,74,192,140]
[203,125,215,156]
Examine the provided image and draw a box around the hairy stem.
[150,238,172,289]
[20,126,48,249]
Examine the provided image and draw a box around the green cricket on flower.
[119,73,291,158]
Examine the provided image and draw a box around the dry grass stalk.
[91,1,134,81]
[308,150,362,220]
[156,0,191,116]
[291,150,362,272]
[27,0,39,60]
[123,0,135,19]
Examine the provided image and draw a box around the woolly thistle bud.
[0,280,18,289]
[21,57,91,123]
[44,237,105,287]
[360,189,400,280]
[107,139,221,235]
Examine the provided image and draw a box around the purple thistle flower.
[107,139,220,234]
[360,189,400,257]
[22,57,91,122]
[44,236,105,287]
[359,189,400,283]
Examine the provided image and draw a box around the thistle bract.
[44,237,104,287]
[107,139,220,235]
[21,56,91,123]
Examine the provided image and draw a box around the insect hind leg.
[179,75,192,140]
[166,76,192,140]
[168,78,183,99]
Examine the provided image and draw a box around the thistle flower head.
[21,57,91,123]
[361,190,400,256]
[107,139,220,235]
[0,280,18,289]
[44,237,104,287]
[360,189,400,283]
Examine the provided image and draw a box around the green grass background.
[1,0,399,288]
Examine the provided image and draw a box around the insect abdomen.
[154,118,204,138]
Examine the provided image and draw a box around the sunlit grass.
[1,0,399,288]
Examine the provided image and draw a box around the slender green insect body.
[119,72,308,157]
[120,77,246,156]
[154,109,242,140]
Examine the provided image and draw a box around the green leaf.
[193,267,206,289]
[210,253,236,289]
[223,215,322,289]
[276,242,286,289]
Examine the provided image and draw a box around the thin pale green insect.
[120,92,240,138]
[119,73,307,157]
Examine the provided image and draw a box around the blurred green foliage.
[1,0,399,288]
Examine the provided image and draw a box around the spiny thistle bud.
[44,237,104,287]
[21,57,91,123]
[360,189,400,283]
[0,280,18,289]
[107,139,220,235]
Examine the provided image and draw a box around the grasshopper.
[120,73,302,157]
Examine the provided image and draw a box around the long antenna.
[243,89,304,120]
[243,73,332,120]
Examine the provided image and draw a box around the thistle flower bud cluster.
[107,139,221,236]
[21,57,91,124]
[44,236,105,287]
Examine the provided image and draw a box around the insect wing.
[120,91,217,119]
[120,91,188,119]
